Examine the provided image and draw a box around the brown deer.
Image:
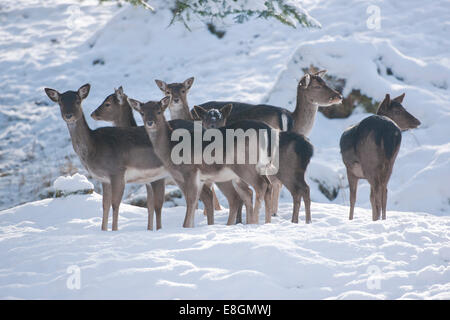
[195,104,314,224]
[44,84,171,231]
[155,77,222,212]
[194,70,341,218]
[340,93,421,221]
[128,96,274,227]
[90,86,137,127]
[90,86,166,231]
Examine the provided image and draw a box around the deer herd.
[44,70,421,231]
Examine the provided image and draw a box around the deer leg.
[216,181,241,226]
[347,171,359,220]
[110,175,125,231]
[145,184,155,231]
[382,185,388,220]
[181,173,203,228]
[251,176,270,224]
[232,180,253,224]
[291,192,301,224]
[151,179,165,230]
[271,180,282,216]
[101,183,112,231]
[212,186,222,210]
[199,185,214,225]
[369,184,380,221]
[264,179,273,224]
[302,182,312,224]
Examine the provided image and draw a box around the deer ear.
[193,106,208,119]
[78,84,90,100]
[44,88,60,103]
[314,70,327,78]
[160,96,170,111]
[155,80,167,92]
[191,108,201,121]
[299,74,311,88]
[220,103,233,119]
[393,93,405,103]
[183,77,194,90]
[115,86,124,104]
[378,94,391,111]
[127,98,143,114]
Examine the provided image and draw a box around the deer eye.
[166,91,170,95]
[105,103,111,107]
[181,89,186,94]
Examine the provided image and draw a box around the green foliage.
[99,0,319,30]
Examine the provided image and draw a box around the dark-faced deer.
[195,70,342,217]
[129,97,274,227]
[195,104,314,224]
[340,93,421,221]
[44,84,174,231]
[90,86,166,231]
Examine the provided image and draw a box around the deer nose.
[146,120,154,127]
[90,111,97,120]
[173,98,180,103]
[65,113,73,120]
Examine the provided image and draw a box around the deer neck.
[169,101,193,121]
[66,114,95,162]
[292,90,318,137]
[116,101,137,127]
[147,121,173,165]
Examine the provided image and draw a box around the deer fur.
[340,93,421,221]
[44,84,169,231]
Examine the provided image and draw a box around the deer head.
[377,93,421,130]
[45,84,90,123]
[193,104,233,128]
[91,86,127,122]
[155,77,194,108]
[297,70,343,106]
[128,96,171,132]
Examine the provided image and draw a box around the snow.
[53,173,94,193]
[0,191,449,299]
[0,0,449,299]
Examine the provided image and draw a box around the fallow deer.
[154,77,223,212]
[128,97,274,227]
[340,93,421,221]
[195,104,314,224]
[44,84,170,231]
[90,86,166,231]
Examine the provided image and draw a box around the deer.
[44,84,173,231]
[157,71,340,220]
[340,93,421,221]
[154,77,224,212]
[195,104,314,224]
[90,86,165,230]
[128,96,274,227]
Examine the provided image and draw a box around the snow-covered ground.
[1,191,449,299]
[0,0,449,299]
